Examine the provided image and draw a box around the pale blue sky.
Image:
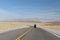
[0,0,60,20]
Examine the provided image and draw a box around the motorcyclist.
[34,24,36,28]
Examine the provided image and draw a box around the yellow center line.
[16,28,32,40]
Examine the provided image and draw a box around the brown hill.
[44,21,60,26]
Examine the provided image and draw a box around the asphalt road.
[0,27,60,40]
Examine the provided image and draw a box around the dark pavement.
[0,27,60,40]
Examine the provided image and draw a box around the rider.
[34,24,36,28]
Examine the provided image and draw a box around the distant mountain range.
[0,18,60,23]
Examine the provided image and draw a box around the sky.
[0,0,60,21]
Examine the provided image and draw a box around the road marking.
[16,28,32,40]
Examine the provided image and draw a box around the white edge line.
[38,27,60,38]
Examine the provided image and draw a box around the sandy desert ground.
[0,21,41,31]
[0,21,60,33]
[42,21,60,30]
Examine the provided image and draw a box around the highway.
[0,27,60,40]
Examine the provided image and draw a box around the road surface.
[0,27,60,40]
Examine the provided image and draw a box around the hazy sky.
[0,0,60,20]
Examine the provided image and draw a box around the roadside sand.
[0,21,42,33]
[40,22,60,36]
[0,21,60,35]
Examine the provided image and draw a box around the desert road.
[0,27,60,40]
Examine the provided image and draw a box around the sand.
[0,21,60,34]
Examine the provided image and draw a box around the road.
[0,27,60,40]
